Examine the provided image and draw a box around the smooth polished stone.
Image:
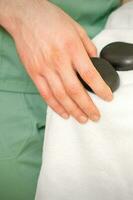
[100,42,133,71]
[77,57,120,93]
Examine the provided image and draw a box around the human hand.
[0,0,113,124]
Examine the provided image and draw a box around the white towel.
[105,1,133,29]
[36,2,133,200]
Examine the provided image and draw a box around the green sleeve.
[50,0,121,38]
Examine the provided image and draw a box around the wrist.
[0,0,48,37]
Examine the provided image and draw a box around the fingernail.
[91,114,100,122]
[79,116,88,123]
[62,113,69,119]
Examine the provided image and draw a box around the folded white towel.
[36,2,133,200]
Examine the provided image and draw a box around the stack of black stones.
[77,42,133,93]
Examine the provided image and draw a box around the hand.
[0,0,113,124]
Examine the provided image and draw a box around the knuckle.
[82,70,96,82]
[68,103,78,115]
[69,105,78,115]
[55,63,62,73]
[55,62,67,76]
[51,49,63,68]
[71,107,83,119]
[55,89,66,100]
[38,86,53,102]
[83,102,97,116]
[87,70,97,82]
[63,38,76,52]
[41,67,50,77]
[49,46,64,71]
[91,45,97,55]
[80,29,88,39]
[42,90,52,102]
[51,54,65,74]
[85,104,94,114]
[51,101,61,111]
[68,84,80,97]
[44,94,61,112]
[93,45,97,53]
[81,103,90,114]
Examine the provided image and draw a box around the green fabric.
[0,91,46,200]
[0,0,121,94]
[0,27,39,94]
[50,0,121,38]
[0,2,121,199]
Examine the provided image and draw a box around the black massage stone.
[100,42,133,71]
[77,57,120,93]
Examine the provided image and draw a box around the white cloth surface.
[105,1,133,29]
[36,2,133,200]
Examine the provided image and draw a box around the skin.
[0,0,113,124]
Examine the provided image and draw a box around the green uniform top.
[0,0,121,94]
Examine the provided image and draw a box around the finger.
[72,20,97,57]
[42,68,89,124]
[56,62,101,121]
[72,42,113,101]
[79,31,97,57]
[33,75,70,119]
